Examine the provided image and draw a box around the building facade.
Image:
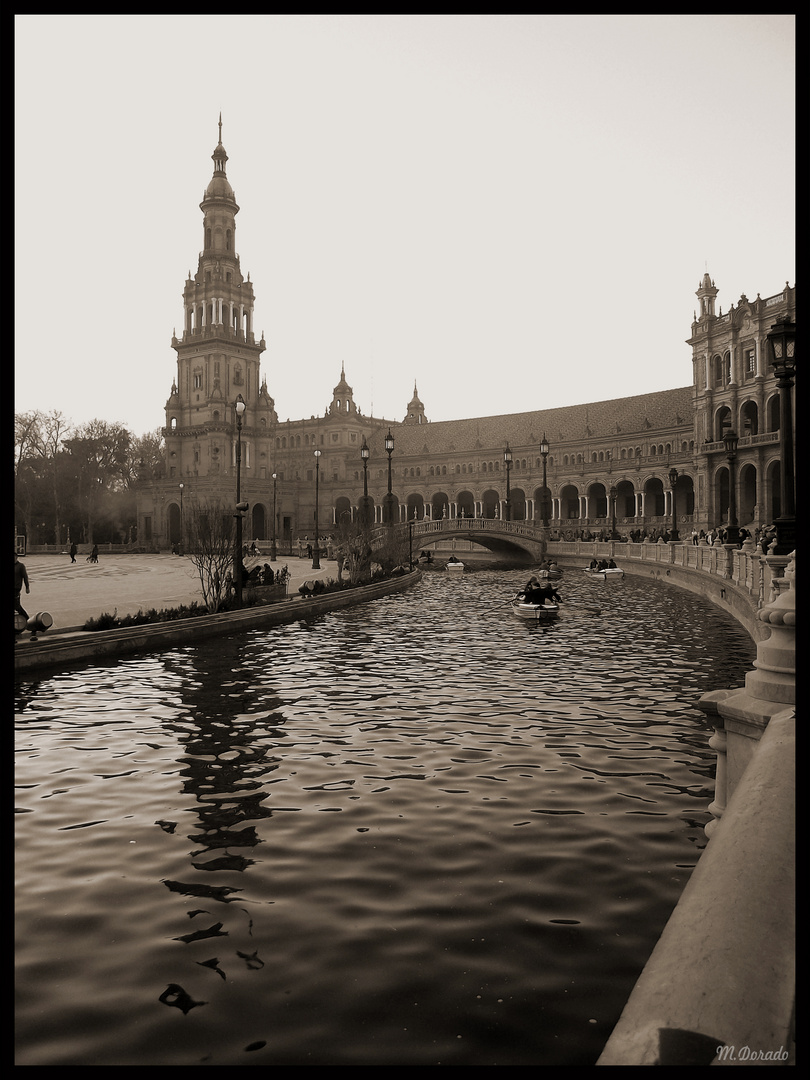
[136,129,796,551]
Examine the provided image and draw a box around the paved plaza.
[15,552,341,634]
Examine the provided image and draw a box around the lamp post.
[503,443,513,521]
[233,394,247,608]
[767,316,796,554]
[360,437,371,527]
[384,428,395,525]
[313,449,321,569]
[271,471,277,561]
[610,484,618,540]
[667,468,679,541]
[178,482,184,552]
[722,431,740,545]
[409,508,415,569]
[539,433,550,527]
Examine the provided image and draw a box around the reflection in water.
[15,570,756,1066]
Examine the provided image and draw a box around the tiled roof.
[364,387,694,457]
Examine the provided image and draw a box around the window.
[745,348,756,379]
[193,372,203,390]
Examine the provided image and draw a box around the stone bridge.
[374,517,548,560]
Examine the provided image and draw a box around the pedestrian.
[87,544,99,563]
[69,542,78,563]
[15,552,30,621]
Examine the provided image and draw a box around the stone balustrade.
[596,552,795,1065]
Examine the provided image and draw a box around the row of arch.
[712,394,780,441]
[165,461,785,544]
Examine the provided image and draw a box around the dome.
[205,173,235,200]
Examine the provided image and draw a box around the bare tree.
[184,498,236,612]
[332,519,374,584]
[39,411,72,546]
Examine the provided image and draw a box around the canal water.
[15,568,756,1066]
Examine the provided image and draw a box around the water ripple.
[15,568,755,1066]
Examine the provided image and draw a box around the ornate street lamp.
[767,316,796,554]
[503,443,513,521]
[668,468,679,541]
[384,428,395,525]
[233,394,247,608]
[313,448,321,570]
[610,484,618,540]
[360,437,371,527]
[178,482,184,551]
[271,471,277,561]
[722,430,740,546]
[540,433,550,527]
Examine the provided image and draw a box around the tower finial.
[218,112,223,145]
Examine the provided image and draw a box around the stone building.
[136,127,795,551]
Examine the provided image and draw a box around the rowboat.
[510,596,560,621]
[583,566,624,580]
[446,559,465,573]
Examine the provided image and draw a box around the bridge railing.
[403,517,547,540]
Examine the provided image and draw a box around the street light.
[668,468,679,541]
[610,484,618,540]
[721,430,740,546]
[178,482,184,552]
[271,471,277,561]
[233,394,247,608]
[360,437,371,527]
[539,434,550,527]
[313,449,321,569]
[384,428,395,525]
[767,316,796,554]
[503,443,513,521]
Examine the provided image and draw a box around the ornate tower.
[404,381,427,425]
[328,365,358,417]
[695,271,718,321]
[163,116,275,482]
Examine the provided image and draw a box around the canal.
[15,567,756,1066]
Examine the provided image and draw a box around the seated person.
[522,577,560,606]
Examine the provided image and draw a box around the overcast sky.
[15,14,795,438]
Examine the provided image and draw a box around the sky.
[15,14,795,439]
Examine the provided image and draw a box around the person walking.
[69,542,78,563]
[15,552,30,621]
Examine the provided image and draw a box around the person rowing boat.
[521,575,561,606]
